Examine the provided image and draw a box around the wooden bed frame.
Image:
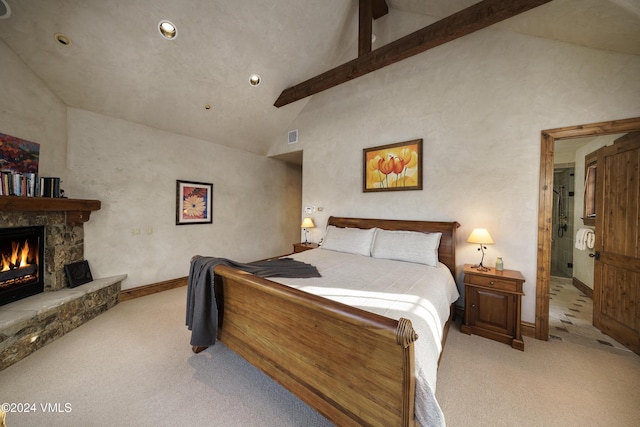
[209,217,459,426]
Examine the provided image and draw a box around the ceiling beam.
[274,0,553,108]
[371,0,389,20]
[360,1,389,56]
[359,0,373,56]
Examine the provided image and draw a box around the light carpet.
[0,287,331,427]
[1,286,639,426]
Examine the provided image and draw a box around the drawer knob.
[471,304,476,308]
[490,281,495,285]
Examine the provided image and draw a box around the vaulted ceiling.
[0,0,638,156]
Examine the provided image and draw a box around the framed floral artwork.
[363,139,423,192]
[176,180,213,225]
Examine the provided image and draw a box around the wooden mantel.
[0,196,101,225]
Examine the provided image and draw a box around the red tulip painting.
[176,180,213,224]
[363,139,422,192]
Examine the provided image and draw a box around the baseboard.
[120,276,188,302]
[521,321,536,338]
[456,306,537,339]
[572,276,593,299]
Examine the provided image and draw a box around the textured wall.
[1,38,302,291]
[65,109,301,289]
[268,18,640,323]
[0,40,67,178]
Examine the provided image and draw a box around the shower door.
[551,168,574,278]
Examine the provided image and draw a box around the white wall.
[65,108,300,289]
[0,40,67,177]
[268,19,640,323]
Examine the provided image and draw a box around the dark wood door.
[594,132,640,355]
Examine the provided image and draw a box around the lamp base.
[471,264,490,272]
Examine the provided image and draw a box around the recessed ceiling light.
[54,33,72,47]
[0,0,11,19]
[158,20,177,40]
[249,74,261,87]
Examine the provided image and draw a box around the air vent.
[0,0,11,19]
[288,129,298,144]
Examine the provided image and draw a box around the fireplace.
[0,225,45,306]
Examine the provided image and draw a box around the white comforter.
[272,248,460,427]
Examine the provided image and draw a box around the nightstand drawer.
[293,243,319,253]
[466,274,517,292]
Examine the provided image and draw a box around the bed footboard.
[213,264,418,427]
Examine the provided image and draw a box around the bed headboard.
[327,216,460,276]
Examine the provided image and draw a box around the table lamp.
[300,217,315,244]
[467,228,494,271]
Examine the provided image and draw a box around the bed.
[203,217,460,426]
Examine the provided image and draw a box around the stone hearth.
[0,197,125,370]
[0,275,125,370]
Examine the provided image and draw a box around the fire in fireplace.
[0,226,45,306]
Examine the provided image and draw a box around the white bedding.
[272,248,460,427]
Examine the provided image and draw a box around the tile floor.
[548,276,632,354]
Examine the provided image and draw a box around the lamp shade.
[300,218,315,228]
[467,228,494,244]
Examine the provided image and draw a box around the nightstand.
[292,242,319,253]
[461,264,525,351]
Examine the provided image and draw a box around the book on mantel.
[40,177,61,198]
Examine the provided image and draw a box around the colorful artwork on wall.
[176,180,213,225]
[363,139,423,192]
[0,132,40,173]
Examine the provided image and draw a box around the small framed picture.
[176,180,213,225]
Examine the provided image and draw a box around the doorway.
[535,117,640,341]
[550,166,574,278]
[548,141,631,353]
[270,150,303,248]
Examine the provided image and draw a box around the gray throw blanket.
[186,255,321,346]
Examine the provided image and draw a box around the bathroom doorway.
[550,166,574,278]
[536,117,640,341]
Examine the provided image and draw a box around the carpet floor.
[1,286,639,426]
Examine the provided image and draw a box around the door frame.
[535,117,640,340]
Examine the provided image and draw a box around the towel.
[585,230,595,249]
[575,228,587,250]
[575,228,595,250]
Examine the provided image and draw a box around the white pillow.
[371,229,441,266]
[320,225,376,257]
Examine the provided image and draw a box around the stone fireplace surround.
[0,198,126,370]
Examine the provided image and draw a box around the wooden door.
[469,287,513,336]
[593,132,640,355]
